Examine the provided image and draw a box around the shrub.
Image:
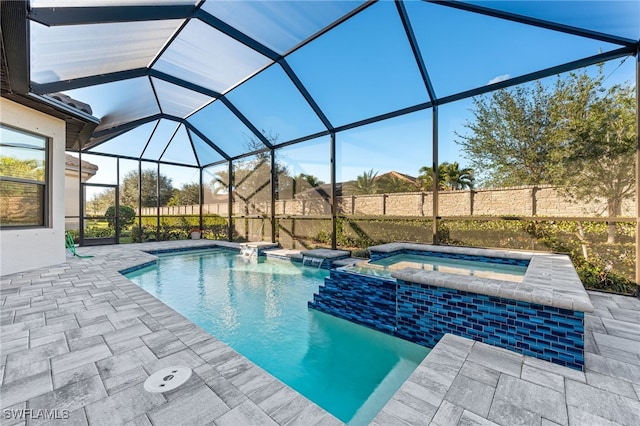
[105,205,136,231]
[573,257,638,296]
[130,225,156,243]
[84,226,114,238]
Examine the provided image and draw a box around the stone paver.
[53,363,100,390]
[96,345,158,379]
[445,375,494,417]
[51,343,112,374]
[2,241,639,426]
[0,370,52,409]
[566,379,640,425]
[376,291,640,426]
[214,400,278,426]
[147,385,228,426]
[493,373,567,424]
[85,382,165,425]
[28,374,108,413]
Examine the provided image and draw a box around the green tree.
[167,182,200,206]
[346,169,379,195]
[457,81,562,186]
[211,132,285,220]
[456,68,636,243]
[120,169,173,208]
[555,72,636,243]
[0,157,45,182]
[86,188,115,215]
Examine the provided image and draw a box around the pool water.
[126,249,429,424]
[343,253,528,282]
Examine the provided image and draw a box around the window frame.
[0,124,50,229]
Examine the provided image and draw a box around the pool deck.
[1,240,639,425]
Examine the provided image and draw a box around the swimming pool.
[342,252,528,282]
[125,248,429,424]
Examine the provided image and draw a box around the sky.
[51,0,639,189]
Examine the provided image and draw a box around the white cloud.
[487,74,511,85]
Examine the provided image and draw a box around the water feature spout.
[302,256,324,269]
[240,246,258,258]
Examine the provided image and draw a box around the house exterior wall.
[64,169,82,230]
[1,98,66,275]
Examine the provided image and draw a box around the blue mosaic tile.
[119,260,157,275]
[146,245,225,254]
[309,267,586,371]
[308,270,397,334]
[370,249,530,267]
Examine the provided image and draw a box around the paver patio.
[1,241,639,425]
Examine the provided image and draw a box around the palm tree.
[347,169,379,195]
[441,162,474,190]
[418,166,433,191]
[417,162,474,191]
[295,173,323,189]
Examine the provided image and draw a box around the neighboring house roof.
[64,154,98,177]
[293,171,418,199]
[374,171,418,185]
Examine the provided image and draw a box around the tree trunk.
[607,198,622,244]
[607,222,616,244]
[576,222,589,260]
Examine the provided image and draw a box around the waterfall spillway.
[302,256,324,269]
[240,246,258,258]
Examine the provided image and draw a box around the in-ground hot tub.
[309,243,593,370]
[342,252,528,282]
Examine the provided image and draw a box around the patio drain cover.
[144,366,192,393]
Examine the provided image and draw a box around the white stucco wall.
[1,98,67,276]
[64,169,80,229]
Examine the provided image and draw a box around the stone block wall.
[275,199,304,215]
[203,202,229,216]
[386,193,424,216]
[353,194,384,215]
[140,185,635,219]
[439,191,471,216]
[472,187,534,216]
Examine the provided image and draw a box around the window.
[0,125,48,227]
